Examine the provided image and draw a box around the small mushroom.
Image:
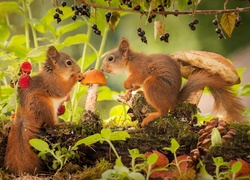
[171,50,240,105]
[81,68,106,113]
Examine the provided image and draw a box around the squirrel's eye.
[108,55,114,62]
[66,60,72,66]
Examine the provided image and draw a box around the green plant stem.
[146,165,152,180]
[22,0,30,49]
[173,152,182,176]
[95,25,109,70]
[70,23,92,121]
[106,140,121,160]
[27,3,38,48]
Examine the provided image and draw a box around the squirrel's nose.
[77,72,84,82]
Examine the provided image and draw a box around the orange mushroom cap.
[81,68,106,85]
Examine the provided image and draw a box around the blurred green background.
[1,0,250,119]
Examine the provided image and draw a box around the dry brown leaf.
[154,21,165,41]
[220,13,237,38]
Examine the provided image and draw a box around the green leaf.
[98,86,119,101]
[231,161,242,173]
[26,45,51,58]
[29,139,50,152]
[128,172,145,180]
[28,18,46,33]
[0,19,10,42]
[147,153,158,165]
[110,131,130,141]
[163,138,180,154]
[0,1,21,17]
[101,128,112,139]
[56,21,86,36]
[73,133,102,147]
[178,0,188,10]
[211,128,222,147]
[63,34,88,46]
[220,13,237,38]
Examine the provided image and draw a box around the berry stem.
[95,25,109,70]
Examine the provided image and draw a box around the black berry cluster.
[92,24,101,36]
[188,19,199,31]
[212,19,224,39]
[235,16,242,27]
[71,3,91,21]
[137,28,147,44]
[187,0,192,5]
[160,32,170,43]
[54,7,63,23]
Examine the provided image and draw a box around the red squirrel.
[5,46,83,175]
[100,38,246,126]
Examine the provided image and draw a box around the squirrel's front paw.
[125,89,133,100]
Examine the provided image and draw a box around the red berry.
[57,104,66,116]
[20,61,32,75]
[18,75,30,88]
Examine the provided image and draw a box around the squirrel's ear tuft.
[47,46,59,59]
[119,39,130,57]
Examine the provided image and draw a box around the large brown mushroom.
[81,68,106,113]
[171,50,240,104]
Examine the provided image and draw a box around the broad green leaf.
[73,133,102,147]
[109,131,130,141]
[221,13,237,38]
[98,86,119,101]
[231,161,242,173]
[178,0,188,10]
[63,34,88,46]
[8,35,26,46]
[0,1,21,17]
[164,138,180,154]
[114,165,129,173]
[147,153,158,165]
[56,21,86,36]
[211,128,222,147]
[29,139,50,152]
[0,20,10,42]
[101,128,112,139]
[128,148,145,159]
[28,18,46,33]
[26,45,51,58]
[128,172,145,180]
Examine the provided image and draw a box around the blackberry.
[61,1,66,7]
[134,5,141,11]
[141,36,147,44]
[164,32,170,38]
[218,33,224,39]
[53,13,59,19]
[193,19,198,24]
[173,10,179,17]
[72,15,77,21]
[137,27,142,32]
[212,19,218,25]
[160,35,166,41]
[105,12,111,23]
[94,29,101,35]
[71,5,75,11]
[187,0,192,5]
[215,28,221,34]
[92,24,98,30]
[138,30,145,37]
[56,7,63,15]
[235,16,242,27]
[57,17,61,23]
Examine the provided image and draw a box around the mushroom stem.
[85,84,99,112]
[187,88,204,105]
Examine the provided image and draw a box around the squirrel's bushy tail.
[178,70,247,123]
[5,117,41,175]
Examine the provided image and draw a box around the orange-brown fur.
[101,39,247,126]
[5,47,83,175]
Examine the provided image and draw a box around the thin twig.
[78,0,250,16]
